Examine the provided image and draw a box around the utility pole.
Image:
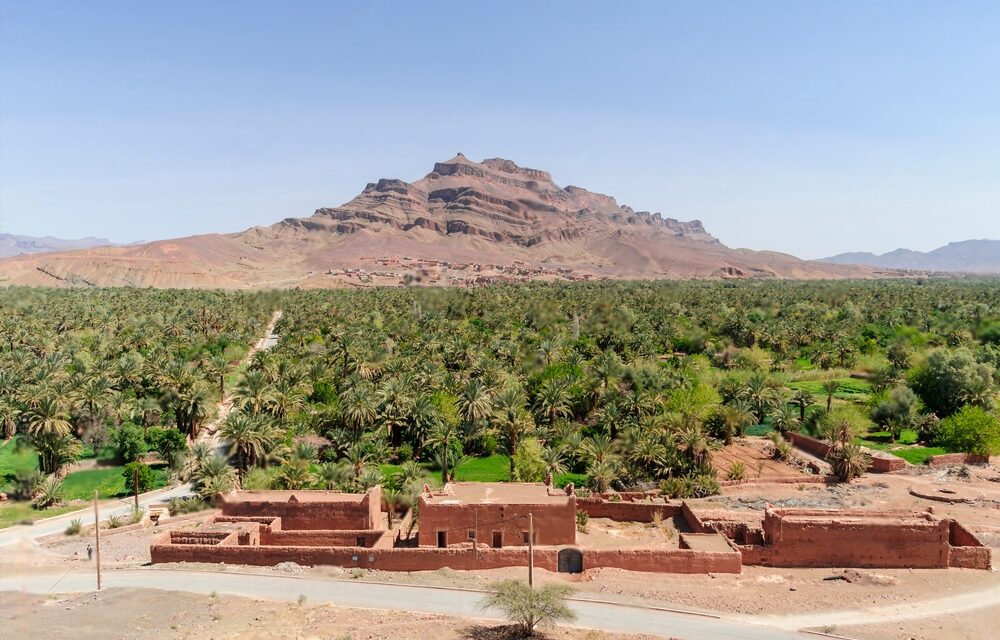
[93,490,102,591]
[527,512,534,588]
[133,465,140,512]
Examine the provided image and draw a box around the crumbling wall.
[221,488,382,531]
[787,432,831,458]
[928,453,990,468]
[262,529,386,548]
[757,509,951,568]
[577,499,680,523]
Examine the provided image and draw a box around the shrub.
[65,518,83,535]
[167,496,211,516]
[727,461,747,482]
[769,432,793,461]
[575,509,589,533]
[934,406,1000,457]
[32,474,64,509]
[512,438,546,482]
[480,580,576,637]
[394,443,414,463]
[145,428,188,467]
[107,513,124,529]
[110,423,147,463]
[829,443,870,482]
[122,461,156,495]
[910,348,995,417]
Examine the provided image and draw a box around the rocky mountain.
[821,240,1000,274]
[0,233,119,259]
[0,154,890,288]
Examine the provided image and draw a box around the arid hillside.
[0,155,893,288]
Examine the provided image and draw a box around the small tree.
[934,406,1000,457]
[829,443,869,483]
[480,580,576,637]
[123,461,156,494]
[512,437,546,482]
[110,423,147,463]
[145,427,188,467]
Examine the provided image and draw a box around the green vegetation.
[2,280,1000,518]
[480,580,576,636]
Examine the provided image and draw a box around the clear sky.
[1,1,997,259]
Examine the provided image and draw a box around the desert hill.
[822,239,1000,274]
[0,155,890,288]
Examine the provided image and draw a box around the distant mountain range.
[821,240,1000,274]
[0,155,895,288]
[0,233,122,259]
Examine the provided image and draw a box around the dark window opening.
[437,531,447,548]
[492,531,502,548]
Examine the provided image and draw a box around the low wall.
[948,546,992,570]
[150,542,741,574]
[928,453,991,468]
[868,452,906,473]
[262,529,386,548]
[788,432,831,459]
[577,498,680,523]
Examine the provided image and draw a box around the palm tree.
[493,387,533,479]
[233,370,275,416]
[588,459,618,493]
[276,458,315,489]
[770,404,799,435]
[220,412,269,476]
[459,378,493,426]
[32,431,83,475]
[717,404,752,445]
[24,396,72,438]
[192,455,237,499]
[534,379,572,426]
[790,389,815,422]
[822,379,839,412]
[341,383,377,436]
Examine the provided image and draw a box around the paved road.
[0,568,807,640]
[0,483,192,548]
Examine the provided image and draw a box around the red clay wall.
[262,529,386,548]
[417,498,576,547]
[787,432,831,458]
[577,499,680,523]
[948,546,992,570]
[221,488,381,531]
[759,510,951,568]
[867,453,906,473]
[149,542,741,573]
[928,453,991,468]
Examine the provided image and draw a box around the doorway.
[492,531,502,548]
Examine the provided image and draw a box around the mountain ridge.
[821,239,1000,273]
[0,154,894,288]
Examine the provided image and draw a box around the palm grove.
[2,281,1000,517]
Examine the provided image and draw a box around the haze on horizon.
[1,1,998,260]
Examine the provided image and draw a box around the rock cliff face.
[0,154,888,288]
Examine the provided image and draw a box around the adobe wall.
[759,509,951,568]
[868,452,906,473]
[417,497,576,547]
[262,529,386,548]
[149,541,741,573]
[577,498,680,523]
[928,453,991,468]
[788,432,831,458]
[948,546,992,570]
[220,487,382,531]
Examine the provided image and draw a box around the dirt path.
[196,309,282,453]
[744,580,1000,630]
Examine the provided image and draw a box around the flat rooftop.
[223,490,367,504]
[424,482,572,506]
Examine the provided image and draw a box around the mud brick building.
[218,488,382,531]
[417,482,576,548]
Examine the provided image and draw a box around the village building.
[417,482,576,548]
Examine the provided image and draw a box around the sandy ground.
[0,589,655,640]
[839,603,1000,640]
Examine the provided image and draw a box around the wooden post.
[93,490,102,591]
[527,512,534,588]
[133,465,140,512]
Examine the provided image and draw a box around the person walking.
[87,544,93,561]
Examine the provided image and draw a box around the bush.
[107,513,124,529]
[934,406,1000,457]
[575,509,589,533]
[727,461,747,482]
[32,474,64,509]
[910,348,995,417]
[167,496,211,516]
[110,423,147,463]
[65,518,83,536]
[122,462,156,495]
[395,443,414,463]
[512,437,546,482]
[480,580,576,637]
[145,428,188,466]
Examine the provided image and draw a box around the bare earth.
[0,589,654,640]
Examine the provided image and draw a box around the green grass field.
[0,501,84,529]
[855,428,950,465]
[786,377,872,399]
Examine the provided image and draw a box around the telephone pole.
[527,512,534,588]
[133,465,140,512]
[93,490,102,591]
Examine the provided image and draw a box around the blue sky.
[1,1,997,258]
